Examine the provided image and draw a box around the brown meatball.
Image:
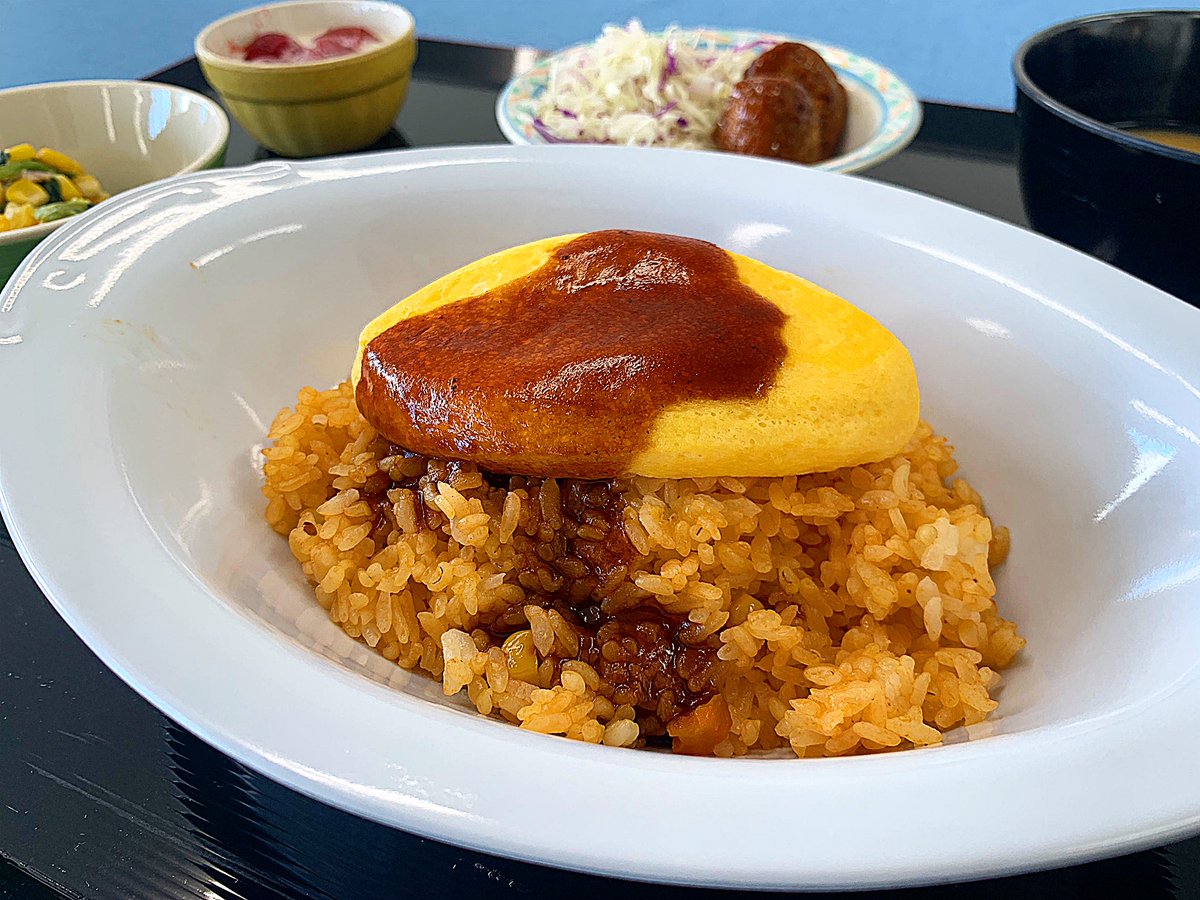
[746,42,847,159]
[714,76,823,163]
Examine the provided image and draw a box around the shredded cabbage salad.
[532,21,774,148]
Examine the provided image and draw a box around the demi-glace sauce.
[478,476,721,727]
[364,451,722,726]
[356,230,789,478]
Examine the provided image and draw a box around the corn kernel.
[5,180,49,207]
[53,174,81,201]
[36,147,84,175]
[4,143,35,162]
[4,203,37,228]
[73,174,107,202]
[501,630,539,682]
[0,216,11,233]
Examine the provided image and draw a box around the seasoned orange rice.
[263,381,1024,757]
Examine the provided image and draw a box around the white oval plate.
[496,30,922,174]
[2,146,1200,890]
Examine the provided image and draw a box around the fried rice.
[262,381,1024,757]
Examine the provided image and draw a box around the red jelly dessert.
[240,26,380,62]
[312,27,379,57]
[243,32,307,62]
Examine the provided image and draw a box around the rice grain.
[262,382,1025,757]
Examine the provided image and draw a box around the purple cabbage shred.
[730,39,778,53]
[658,46,679,90]
[531,118,570,143]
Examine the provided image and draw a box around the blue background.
[0,1,1185,107]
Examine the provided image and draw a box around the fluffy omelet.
[352,233,918,478]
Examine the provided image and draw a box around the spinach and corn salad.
[0,144,109,233]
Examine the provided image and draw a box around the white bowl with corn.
[0,80,229,285]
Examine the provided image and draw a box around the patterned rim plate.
[496,29,922,174]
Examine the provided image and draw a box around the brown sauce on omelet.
[356,230,788,478]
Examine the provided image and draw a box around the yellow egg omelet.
[352,233,919,478]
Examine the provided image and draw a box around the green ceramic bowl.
[0,80,229,286]
[195,1,417,158]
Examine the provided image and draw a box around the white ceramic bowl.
[2,146,1199,890]
[496,30,922,174]
[0,80,229,283]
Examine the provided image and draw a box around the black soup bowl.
[1014,10,1200,306]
